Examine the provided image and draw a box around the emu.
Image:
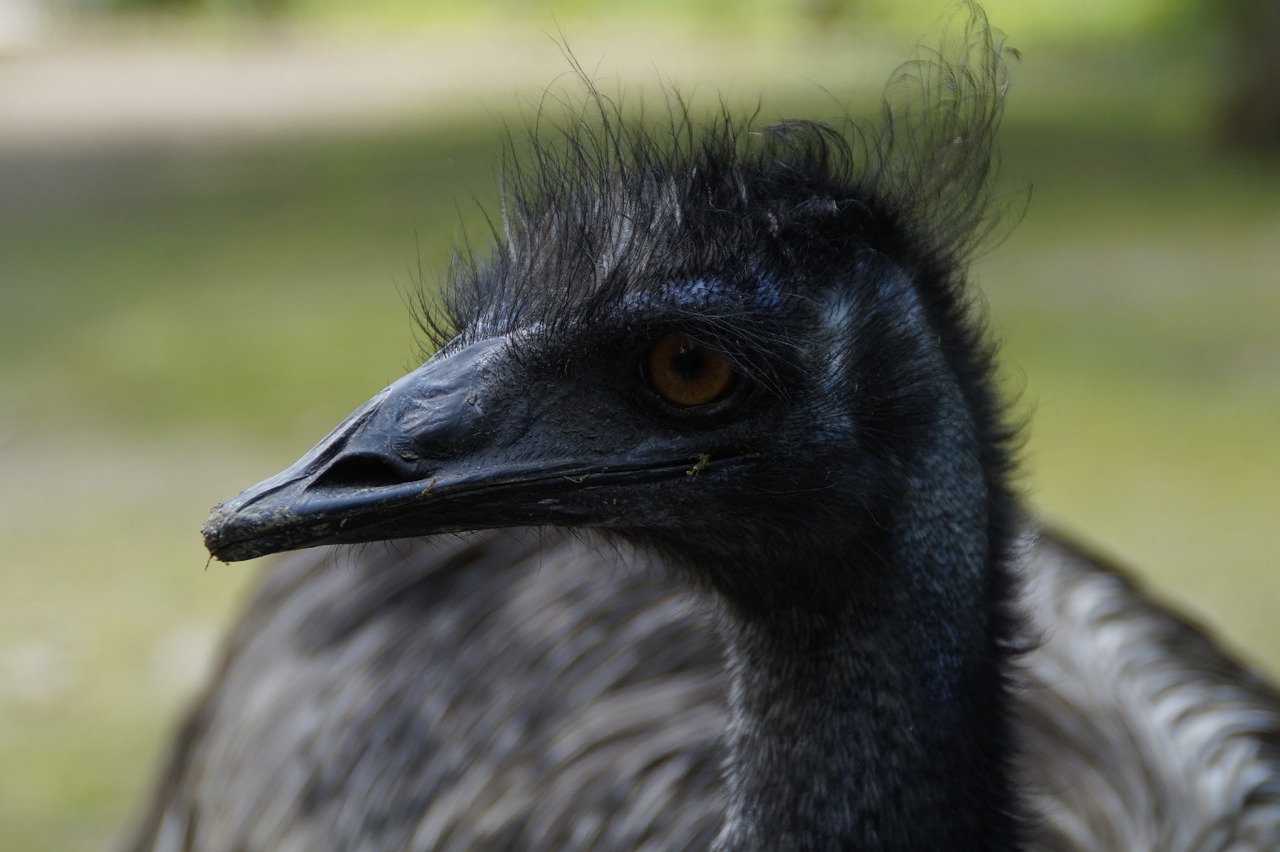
[131,8,1280,851]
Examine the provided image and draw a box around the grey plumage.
[137,533,726,851]
[130,5,1280,850]
[1018,533,1280,849]
[132,530,1280,850]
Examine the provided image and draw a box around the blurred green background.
[0,1,1277,849]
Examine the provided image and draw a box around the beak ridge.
[203,339,505,562]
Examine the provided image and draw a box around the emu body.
[133,530,1280,851]
[132,8,1280,851]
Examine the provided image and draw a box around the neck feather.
[711,387,1023,851]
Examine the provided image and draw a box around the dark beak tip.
[202,501,279,564]
[201,514,242,563]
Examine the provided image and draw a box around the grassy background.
[1,3,1278,849]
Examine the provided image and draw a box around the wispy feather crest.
[418,3,1015,353]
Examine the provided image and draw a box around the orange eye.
[646,333,734,408]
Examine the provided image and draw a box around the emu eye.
[645,333,734,408]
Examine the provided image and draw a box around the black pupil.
[671,346,706,382]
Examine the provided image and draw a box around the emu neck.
[711,412,1020,850]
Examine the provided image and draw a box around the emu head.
[203,15,1014,613]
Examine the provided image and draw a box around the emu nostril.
[313,454,417,490]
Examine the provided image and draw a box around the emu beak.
[202,337,719,562]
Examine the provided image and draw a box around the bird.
[128,6,1280,851]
